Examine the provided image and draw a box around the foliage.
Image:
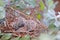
[11,37,20,40]
[0,33,12,40]
[36,13,42,20]
[24,0,36,8]
[39,0,45,10]
[0,0,5,6]
[0,0,5,19]
[49,23,56,30]
[0,33,30,40]
[0,7,5,19]
[20,35,30,40]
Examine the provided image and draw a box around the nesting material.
[1,6,47,38]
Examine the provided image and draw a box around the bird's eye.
[13,23,25,30]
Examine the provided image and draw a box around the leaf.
[39,0,45,10]
[36,13,42,20]
[46,0,54,9]
[24,0,36,8]
[49,23,56,30]
[20,35,30,40]
[0,0,5,6]
[1,33,12,40]
[16,1,26,10]
[11,37,20,40]
[0,7,5,19]
[0,33,4,38]
[48,0,53,6]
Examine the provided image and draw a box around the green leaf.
[16,1,26,10]
[24,0,36,8]
[11,37,20,40]
[48,0,53,5]
[0,33,4,38]
[0,7,5,19]
[1,33,12,40]
[20,35,30,40]
[39,0,45,10]
[0,0,5,6]
[46,0,54,9]
[49,23,56,30]
[36,13,42,20]
[0,0,5,19]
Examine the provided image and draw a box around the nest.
[0,6,47,38]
